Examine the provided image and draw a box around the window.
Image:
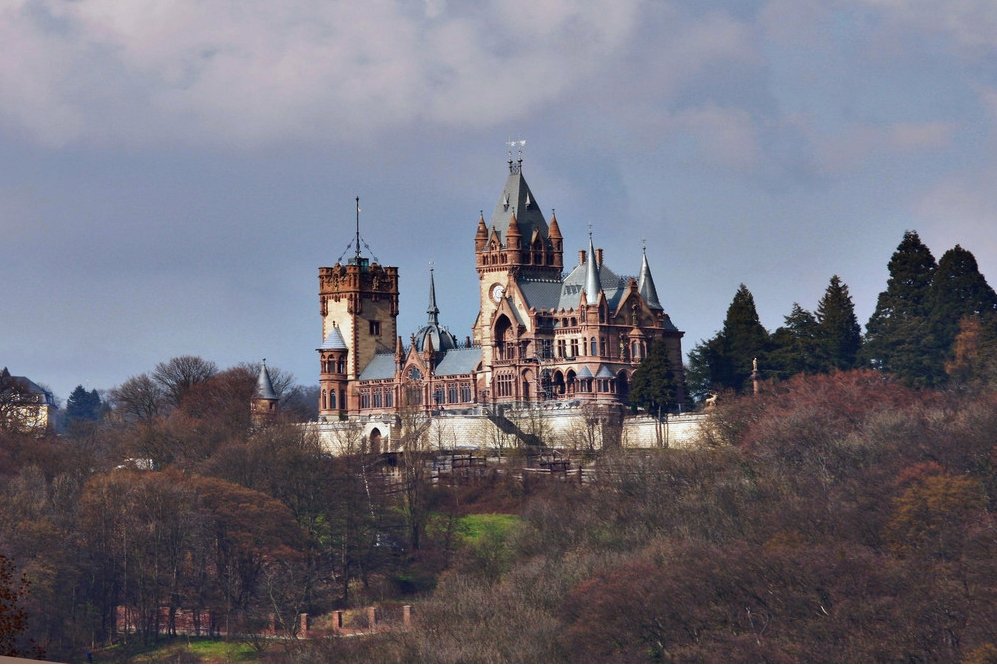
[359,389,370,409]
[369,320,381,336]
[557,339,566,358]
[570,339,579,357]
[330,390,337,409]
[337,357,345,373]
[447,384,458,404]
[460,383,472,403]
[321,389,327,410]
[373,388,382,408]
[496,374,514,397]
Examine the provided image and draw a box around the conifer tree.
[65,386,102,425]
[630,338,683,414]
[863,231,942,387]
[928,245,997,359]
[816,275,862,371]
[687,284,769,395]
[768,304,820,379]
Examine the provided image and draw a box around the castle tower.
[473,157,562,357]
[318,198,399,396]
[251,359,279,426]
[318,325,349,420]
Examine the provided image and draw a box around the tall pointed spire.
[638,243,663,310]
[584,231,602,304]
[427,265,440,326]
[256,358,278,401]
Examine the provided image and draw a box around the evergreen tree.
[863,231,942,387]
[719,284,770,391]
[815,275,862,371]
[687,284,769,395]
[65,385,102,425]
[768,304,820,379]
[928,245,997,359]
[630,338,683,414]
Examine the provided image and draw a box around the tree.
[687,285,769,395]
[109,373,165,422]
[65,386,102,427]
[768,304,820,379]
[815,275,862,371]
[863,231,942,387]
[928,245,997,361]
[0,554,31,657]
[630,338,683,415]
[152,356,218,407]
[945,315,997,388]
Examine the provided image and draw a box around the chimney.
[579,249,587,265]
[596,248,603,267]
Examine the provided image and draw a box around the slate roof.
[518,261,628,312]
[358,354,397,381]
[255,361,278,400]
[489,165,549,246]
[319,325,348,350]
[433,348,482,376]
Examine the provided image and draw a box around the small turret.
[584,234,602,304]
[251,359,279,426]
[637,245,663,310]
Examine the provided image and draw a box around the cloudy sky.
[3,0,997,403]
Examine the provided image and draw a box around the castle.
[313,155,687,450]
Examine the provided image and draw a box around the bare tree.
[108,373,165,422]
[152,356,218,407]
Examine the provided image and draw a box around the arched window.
[337,357,345,374]
[330,390,337,409]
[590,337,598,356]
[322,389,327,410]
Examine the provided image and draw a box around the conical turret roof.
[638,247,663,310]
[255,359,278,400]
[319,325,348,350]
[584,235,602,304]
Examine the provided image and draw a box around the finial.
[588,223,593,241]
[642,238,647,252]
[506,139,526,173]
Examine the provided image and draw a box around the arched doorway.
[369,427,382,455]
[616,370,630,404]
[494,314,513,360]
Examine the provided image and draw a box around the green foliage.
[768,303,821,379]
[928,245,997,360]
[816,275,862,370]
[65,385,102,426]
[863,231,943,386]
[687,284,769,395]
[629,338,683,413]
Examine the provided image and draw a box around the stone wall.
[308,409,706,454]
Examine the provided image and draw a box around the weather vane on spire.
[506,139,526,173]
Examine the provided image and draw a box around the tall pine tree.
[687,284,769,395]
[630,338,683,414]
[863,231,942,387]
[815,275,862,371]
[768,304,820,379]
[928,245,997,360]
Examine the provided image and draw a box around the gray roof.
[638,248,663,310]
[576,365,594,379]
[519,261,628,312]
[489,164,549,246]
[584,236,602,303]
[256,361,278,400]
[413,267,459,352]
[319,325,347,350]
[596,365,616,379]
[433,347,482,376]
[358,353,397,380]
